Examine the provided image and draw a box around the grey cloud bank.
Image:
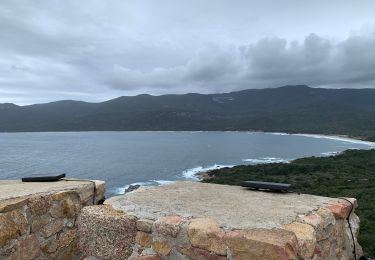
[0,0,375,104]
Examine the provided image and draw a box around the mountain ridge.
[1,85,375,141]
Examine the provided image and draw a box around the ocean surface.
[0,131,373,197]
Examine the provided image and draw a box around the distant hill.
[1,85,375,141]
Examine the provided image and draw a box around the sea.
[0,131,373,197]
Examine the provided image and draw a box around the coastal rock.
[126,184,141,193]
[94,180,106,202]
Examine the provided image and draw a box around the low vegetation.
[203,149,375,256]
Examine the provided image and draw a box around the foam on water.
[113,180,175,195]
[152,180,175,185]
[182,164,235,180]
[320,151,341,156]
[242,157,291,164]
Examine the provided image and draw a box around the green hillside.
[1,85,375,141]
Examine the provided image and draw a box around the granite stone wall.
[78,199,362,260]
[0,180,105,259]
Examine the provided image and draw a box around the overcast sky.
[1,0,375,104]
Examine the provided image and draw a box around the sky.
[1,0,375,105]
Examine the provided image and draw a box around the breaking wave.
[113,179,176,195]
[320,151,341,156]
[242,157,291,164]
[182,164,235,180]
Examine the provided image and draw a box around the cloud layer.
[0,0,375,104]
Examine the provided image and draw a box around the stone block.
[63,197,81,218]
[0,197,28,213]
[133,255,162,260]
[50,190,80,201]
[137,218,154,233]
[79,185,96,205]
[188,218,226,256]
[41,238,59,253]
[154,215,183,237]
[31,213,51,232]
[58,229,77,249]
[78,205,137,260]
[8,234,41,260]
[28,195,51,216]
[151,239,171,256]
[178,246,227,260]
[283,222,316,259]
[136,231,152,247]
[225,228,298,260]
[326,200,353,219]
[0,209,28,246]
[49,202,65,218]
[94,180,106,202]
[302,208,335,242]
[40,219,64,238]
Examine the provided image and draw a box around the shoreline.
[0,129,373,143]
[108,131,375,194]
[191,133,375,181]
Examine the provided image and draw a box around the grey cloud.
[104,31,375,92]
[0,0,375,104]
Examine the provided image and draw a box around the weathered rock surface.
[225,228,298,260]
[78,205,137,259]
[188,218,226,255]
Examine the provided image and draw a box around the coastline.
[108,131,375,194]
[192,132,375,181]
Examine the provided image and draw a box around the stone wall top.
[79,181,361,259]
[0,178,105,259]
[0,179,105,204]
[105,181,343,230]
